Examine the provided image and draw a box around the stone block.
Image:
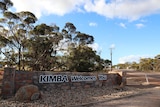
[31,92,40,101]
[73,82,81,86]
[3,82,11,89]
[84,85,90,88]
[33,75,38,80]
[26,80,33,84]
[61,85,70,90]
[85,81,94,84]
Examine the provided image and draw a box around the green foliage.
[66,46,95,71]
[139,56,160,72]
[0,0,13,12]
[139,58,154,71]
[0,2,38,70]
[25,25,62,70]
[115,55,160,72]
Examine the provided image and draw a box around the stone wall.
[0,70,4,94]
[1,67,124,99]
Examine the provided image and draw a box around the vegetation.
[0,0,111,71]
[1,0,159,72]
[115,54,160,72]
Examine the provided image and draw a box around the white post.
[145,74,149,84]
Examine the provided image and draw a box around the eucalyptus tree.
[61,22,106,71]
[139,58,154,71]
[0,0,13,13]
[0,5,37,69]
[0,0,14,65]
[136,55,160,72]
[61,22,77,51]
[66,45,95,71]
[74,32,94,46]
[152,55,160,72]
[99,59,111,70]
[0,11,21,68]
[153,59,160,72]
[27,23,63,70]
[130,62,139,70]
[16,11,37,70]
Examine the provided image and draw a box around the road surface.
[75,71,160,107]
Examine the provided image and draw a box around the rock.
[116,74,122,85]
[31,92,40,101]
[15,84,40,101]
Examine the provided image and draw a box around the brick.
[33,76,38,80]
[15,85,21,91]
[61,86,70,90]
[26,80,33,84]
[71,86,76,90]
[28,73,34,77]
[73,82,81,86]
[85,81,93,84]
[15,76,20,81]
[3,82,11,89]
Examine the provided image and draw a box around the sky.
[11,0,160,65]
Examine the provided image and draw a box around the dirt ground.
[75,71,160,107]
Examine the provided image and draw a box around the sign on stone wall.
[39,74,107,83]
[71,76,97,82]
[39,75,69,83]
[2,68,123,99]
[98,75,107,80]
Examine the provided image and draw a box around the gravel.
[0,86,141,107]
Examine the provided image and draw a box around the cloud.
[88,43,101,51]
[119,22,126,28]
[89,22,98,27]
[84,0,160,21]
[140,19,147,23]
[118,55,154,64]
[135,23,145,29]
[11,0,85,18]
[11,0,160,20]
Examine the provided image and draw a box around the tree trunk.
[18,46,21,70]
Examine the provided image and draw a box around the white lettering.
[98,75,107,80]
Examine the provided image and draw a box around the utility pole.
[109,44,115,71]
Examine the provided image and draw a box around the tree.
[16,11,37,70]
[0,0,13,13]
[139,58,154,71]
[130,62,139,70]
[26,23,63,70]
[66,46,98,71]
[116,62,130,69]
[74,32,94,45]
[0,10,37,70]
[0,6,110,72]
[153,55,160,72]
[60,22,99,71]
[0,11,21,68]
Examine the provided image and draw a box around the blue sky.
[11,0,160,65]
